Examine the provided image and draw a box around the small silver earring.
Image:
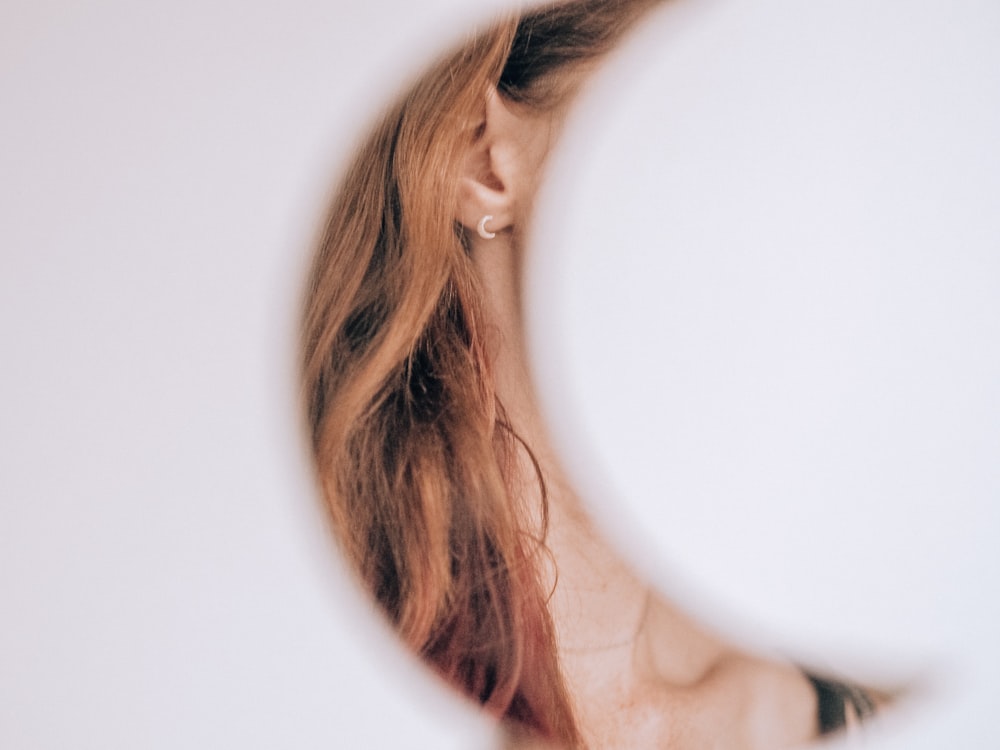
[477,215,496,240]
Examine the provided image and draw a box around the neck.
[469,233,650,659]
[470,232,533,432]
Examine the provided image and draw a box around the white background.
[2,0,998,748]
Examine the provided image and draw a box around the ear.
[455,88,517,239]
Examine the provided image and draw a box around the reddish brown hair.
[301,1,658,744]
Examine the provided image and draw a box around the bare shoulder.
[567,653,816,750]
[627,596,820,749]
[694,652,818,749]
[559,592,898,748]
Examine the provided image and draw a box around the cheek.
[517,122,563,217]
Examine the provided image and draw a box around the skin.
[457,87,821,749]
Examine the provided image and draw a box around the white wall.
[1,1,502,747]
[2,0,997,748]
[530,1,1000,747]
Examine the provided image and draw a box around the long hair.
[301,1,658,744]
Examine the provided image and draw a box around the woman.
[301,0,880,746]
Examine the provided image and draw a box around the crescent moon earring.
[477,215,496,240]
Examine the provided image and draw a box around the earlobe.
[457,173,511,237]
[455,88,515,239]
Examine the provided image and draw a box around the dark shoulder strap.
[804,671,877,735]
